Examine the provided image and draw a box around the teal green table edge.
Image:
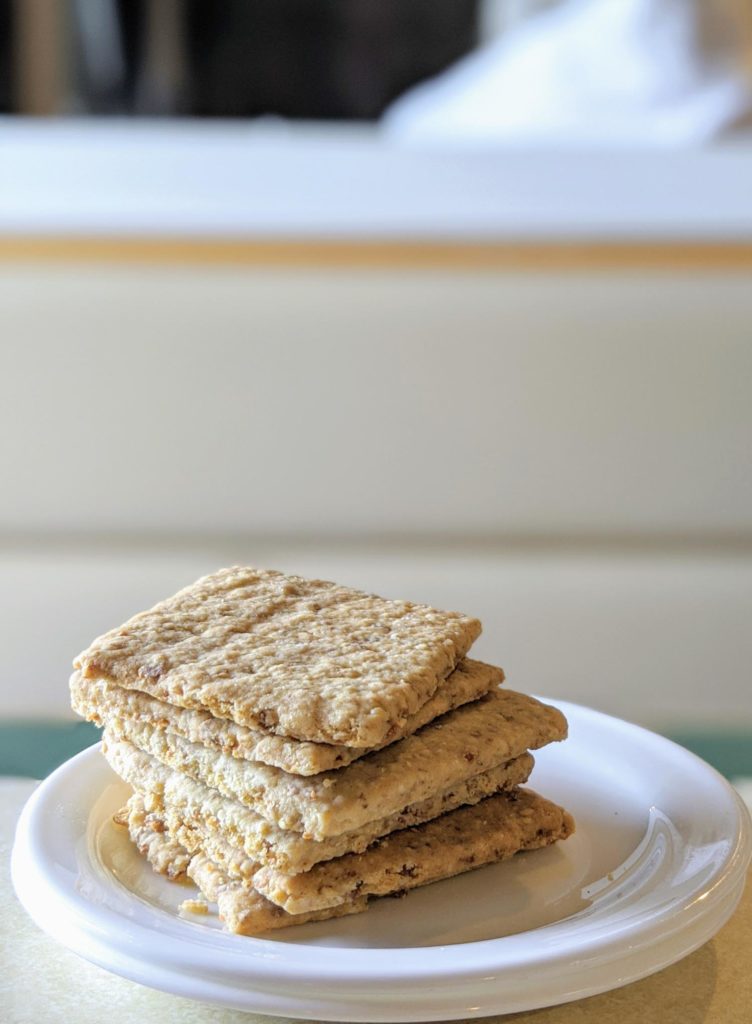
[1,721,750,781]
[0,721,101,779]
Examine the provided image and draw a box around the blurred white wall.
[2,267,751,536]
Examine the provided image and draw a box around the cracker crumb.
[180,898,210,915]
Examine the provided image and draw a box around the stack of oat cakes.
[71,567,573,934]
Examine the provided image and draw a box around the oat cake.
[102,689,566,838]
[74,567,482,747]
[72,657,502,775]
[104,734,535,872]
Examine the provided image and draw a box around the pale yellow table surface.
[2,779,750,1024]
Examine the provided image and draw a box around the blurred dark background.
[0,0,480,118]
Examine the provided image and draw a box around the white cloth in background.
[384,0,752,146]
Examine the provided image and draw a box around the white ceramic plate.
[12,700,752,1022]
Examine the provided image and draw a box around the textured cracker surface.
[103,689,566,838]
[160,754,533,878]
[124,793,366,934]
[254,789,575,914]
[123,796,191,880]
[74,566,481,747]
[169,817,259,881]
[71,658,502,775]
[104,735,534,872]
[164,752,534,883]
[187,852,368,934]
[123,790,572,932]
